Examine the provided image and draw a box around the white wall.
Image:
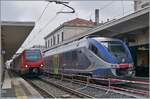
[45,28,63,48]
[63,26,92,41]
[45,25,93,48]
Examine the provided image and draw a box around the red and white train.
[11,49,43,75]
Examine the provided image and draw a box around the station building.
[44,18,95,48]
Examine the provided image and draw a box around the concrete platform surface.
[2,71,11,89]
[1,70,43,99]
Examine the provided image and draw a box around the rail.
[49,73,149,97]
[27,79,56,98]
[39,77,94,98]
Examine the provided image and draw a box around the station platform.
[1,70,43,99]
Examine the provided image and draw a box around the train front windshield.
[26,50,42,61]
[101,41,126,53]
[100,41,129,63]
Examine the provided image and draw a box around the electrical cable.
[21,6,64,49]
[121,0,125,16]
[36,2,50,23]
[20,0,75,50]
[23,0,75,49]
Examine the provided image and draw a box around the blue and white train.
[42,36,135,78]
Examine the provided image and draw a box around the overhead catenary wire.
[22,6,73,49]
[20,1,75,51]
[121,0,125,16]
[21,1,115,51]
[36,2,50,23]
[18,2,51,51]
[21,12,60,49]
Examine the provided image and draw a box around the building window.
[51,38,52,46]
[53,36,55,45]
[62,32,64,41]
[57,34,59,44]
[45,41,47,48]
[48,40,49,48]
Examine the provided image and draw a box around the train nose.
[129,70,135,77]
[115,67,135,77]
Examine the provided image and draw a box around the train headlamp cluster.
[25,65,28,68]
[41,64,43,67]
[111,64,120,68]
[112,64,133,69]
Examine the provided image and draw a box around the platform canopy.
[90,7,149,37]
[1,21,35,61]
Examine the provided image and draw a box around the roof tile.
[64,18,95,25]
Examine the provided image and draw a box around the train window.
[90,44,110,63]
[97,50,110,62]
[101,41,127,54]
[91,44,98,54]
[26,50,41,61]
[64,51,72,60]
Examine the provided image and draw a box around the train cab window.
[90,44,98,54]
[89,44,110,63]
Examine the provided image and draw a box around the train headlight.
[25,65,28,68]
[41,64,43,67]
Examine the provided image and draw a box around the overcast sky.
[1,0,134,53]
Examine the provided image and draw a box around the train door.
[53,55,59,75]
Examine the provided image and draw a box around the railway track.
[42,74,149,98]
[9,70,93,98]
[26,77,93,98]
[111,84,149,97]
[9,70,149,98]
[26,79,56,98]
[39,76,136,98]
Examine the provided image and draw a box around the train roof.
[85,35,121,41]
[91,37,121,42]
[24,48,41,51]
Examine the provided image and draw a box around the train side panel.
[43,47,93,76]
